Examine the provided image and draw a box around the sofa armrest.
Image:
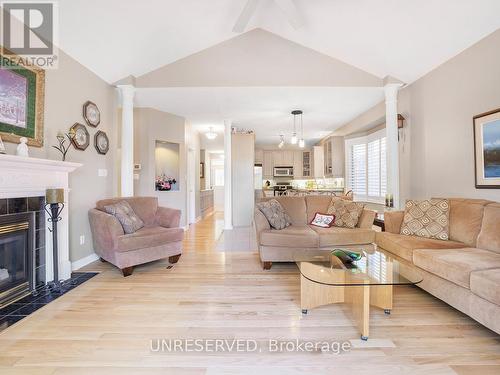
[88,208,124,253]
[254,209,270,244]
[384,210,405,233]
[155,206,181,228]
[357,209,376,229]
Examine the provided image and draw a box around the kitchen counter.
[290,188,345,192]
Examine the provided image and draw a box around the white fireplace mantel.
[0,153,82,282]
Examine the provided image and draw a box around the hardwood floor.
[0,212,498,374]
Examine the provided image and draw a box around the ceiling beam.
[274,0,304,29]
[233,0,261,33]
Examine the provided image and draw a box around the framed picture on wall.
[473,108,500,188]
[0,52,45,147]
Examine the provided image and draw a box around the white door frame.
[187,147,196,224]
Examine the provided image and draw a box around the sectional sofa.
[376,199,500,334]
[254,196,376,269]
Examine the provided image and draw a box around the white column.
[224,120,233,230]
[117,85,135,197]
[384,83,402,208]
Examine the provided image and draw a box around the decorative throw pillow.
[310,213,335,228]
[104,201,144,234]
[256,199,292,230]
[400,199,450,240]
[326,197,364,229]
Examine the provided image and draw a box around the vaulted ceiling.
[59,0,500,84]
[57,0,500,145]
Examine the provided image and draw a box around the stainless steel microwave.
[274,167,294,177]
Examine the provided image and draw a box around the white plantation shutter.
[350,144,367,195]
[381,137,387,196]
[346,130,387,203]
[367,139,380,196]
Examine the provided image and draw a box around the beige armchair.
[88,197,183,276]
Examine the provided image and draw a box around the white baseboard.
[71,253,99,271]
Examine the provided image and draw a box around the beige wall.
[336,29,500,203]
[136,28,381,88]
[3,50,117,263]
[133,107,196,226]
[406,29,500,201]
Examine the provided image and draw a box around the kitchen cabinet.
[312,145,324,178]
[263,151,273,178]
[255,149,263,164]
[272,151,283,167]
[262,149,313,179]
[302,150,311,178]
[293,151,303,178]
[282,151,294,166]
[273,150,294,167]
[323,136,345,178]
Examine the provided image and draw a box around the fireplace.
[0,212,35,307]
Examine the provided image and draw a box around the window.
[214,168,224,186]
[345,129,387,203]
[210,158,225,187]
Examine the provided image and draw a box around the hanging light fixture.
[205,126,217,140]
[278,134,285,149]
[292,110,305,148]
[291,110,298,145]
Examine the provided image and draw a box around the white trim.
[71,253,99,271]
[224,119,233,230]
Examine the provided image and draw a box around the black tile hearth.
[0,272,98,331]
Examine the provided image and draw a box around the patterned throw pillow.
[104,201,144,234]
[256,199,292,230]
[400,199,450,240]
[327,197,364,229]
[310,213,335,228]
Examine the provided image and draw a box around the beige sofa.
[376,198,500,334]
[88,197,183,276]
[254,196,376,269]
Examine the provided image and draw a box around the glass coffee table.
[297,248,422,340]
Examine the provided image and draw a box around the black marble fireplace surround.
[0,196,46,303]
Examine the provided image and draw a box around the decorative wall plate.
[70,123,89,150]
[83,101,100,127]
[94,130,109,155]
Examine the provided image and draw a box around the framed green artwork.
[0,51,45,147]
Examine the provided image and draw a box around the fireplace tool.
[45,188,65,292]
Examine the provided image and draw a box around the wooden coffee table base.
[300,273,393,340]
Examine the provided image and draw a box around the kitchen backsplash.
[262,178,345,189]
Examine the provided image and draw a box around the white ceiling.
[59,0,500,84]
[135,87,385,147]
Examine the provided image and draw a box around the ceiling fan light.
[298,139,305,148]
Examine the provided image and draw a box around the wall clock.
[70,123,89,150]
[94,130,109,155]
[83,101,100,127]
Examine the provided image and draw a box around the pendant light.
[278,134,285,149]
[205,126,217,140]
[291,110,298,145]
[292,110,305,148]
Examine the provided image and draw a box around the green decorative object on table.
[331,249,363,265]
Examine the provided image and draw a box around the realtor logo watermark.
[151,339,352,355]
[1,1,59,69]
